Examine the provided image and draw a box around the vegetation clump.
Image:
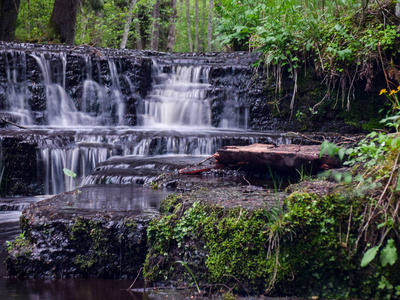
[145,99,400,297]
[144,186,364,297]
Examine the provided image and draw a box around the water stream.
[0,44,288,298]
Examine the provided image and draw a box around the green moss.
[124,217,137,230]
[69,217,138,276]
[145,198,283,293]
[7,234,33,258]
[160,194,183,213]
[361,118,385,132]
[145,188,400,298]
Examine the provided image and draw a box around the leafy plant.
[295,164,312,182]
[267,165,284,192]
[6,231,29,254]
[6,231,26,251]
[361,238,399,297]
[319,140,345,161]
[63,168,79,195]
[380,87,400,112]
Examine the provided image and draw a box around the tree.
[166,0,177,51]
[135,17,142,49]
[207,0,212,51]
[200,0,205,51]
[120,0,138,49]
[186,0,193,51]
[195,0,199,51]
[150,0,160,50]
[46,0,80,45]
[0,0,21,41]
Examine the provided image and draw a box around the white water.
[0,50,264,194]
[139,61,212,127]
[3,51,32,125]
[3,52,128,127]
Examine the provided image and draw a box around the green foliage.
[361,238,400,299]
[15,0,55,41]
[318,112,400,298]
[6,231,26,251]
[6,231,32,257]
[145,191,370,297]
[321,114,400,171]
[214,0,400,115]
[75,0,126,47]
[63,168,76,178]
[380,239,398,267]
[320,140,345,161]
[361,244,381,268]
[63,167,79,195]
[176,260,201,293]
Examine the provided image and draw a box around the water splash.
[34,128,292,194]
[139,61,212,127]
[1,51,32,125]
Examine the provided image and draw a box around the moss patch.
[144,181,400,298]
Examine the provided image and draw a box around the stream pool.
[0,190,159,300]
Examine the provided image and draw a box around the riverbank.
[6,164,398,299]
[143,177,361,298]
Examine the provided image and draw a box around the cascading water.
[0,44,278,195]
[1,50,32,125]
[0,44,301,299]
[139,61,211,127]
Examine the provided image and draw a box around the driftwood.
[178,155,223,174]
[178,163,223,175]
[214,143,341,173]
[0,117,29,129]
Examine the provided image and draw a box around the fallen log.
[214,143,341,173]
[178,155,223,175]
[178,163,223,175]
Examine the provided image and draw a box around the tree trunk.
[0,0,21,42]
[167,0,177,52]
[135,15,142,50]
[200,0,205,52]
[207,0,212,51]
[195,0,199,52]
[151,0,160,51]
[186,0,193,52]
[120,0,137,49]
[47,0,79,45]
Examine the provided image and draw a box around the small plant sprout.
[176,260,201,293]
[63,168,79,195]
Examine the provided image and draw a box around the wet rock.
[5,187,160,278]
[1,137,43,196]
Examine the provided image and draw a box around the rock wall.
[0,42,153,125]
[0,136,42,195]
[0,42,385,132]
[6,191,149,278]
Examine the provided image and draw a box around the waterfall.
[1,49,130,127]
[34,128,288,194]
[2,50,32,125]
[139,61,212,127]
[0,45,265,195]
[40,146,111,195]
